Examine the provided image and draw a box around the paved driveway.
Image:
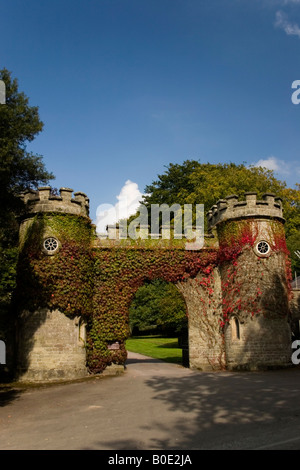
[1,352,300,450]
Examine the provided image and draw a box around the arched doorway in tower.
[126,279,189,367]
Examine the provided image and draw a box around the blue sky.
[1,0,300,228]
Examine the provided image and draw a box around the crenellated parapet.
[207,192,284,230]
[20,186,90,218]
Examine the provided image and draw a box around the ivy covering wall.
[15,213,219,373]
[15,213,292,374]
[88,247,218,372]
[217,218,292,325]
[15,214,94,320]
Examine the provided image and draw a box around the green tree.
[287,232,300,278]
[129,279,187,335]
[157,283,188,333]
[0,68,54,327]
[143,160,300,273]
[0,68,54,237]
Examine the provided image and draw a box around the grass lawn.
[125,335,183,365]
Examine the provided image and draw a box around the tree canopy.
[129,279,187,335]
[127,162,299,329]
[143,160,300,274]
[0,68,54,242]
[0,68,54,321]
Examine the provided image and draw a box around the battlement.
[20,186,89,218]
[96,224,205,242]
[207,192,284,230]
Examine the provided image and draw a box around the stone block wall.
[178,267,224,370]
[217,223,292,370]
[291,290,300,319]
[16,309,87,382]
[225,316,291,370]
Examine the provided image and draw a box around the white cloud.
[254,156,290,175]
[95,180,145,233]
[263,0,300,7]
[275,10,300,38]
[255,156,281,171]
[268,0,300,5]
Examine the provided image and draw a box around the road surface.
[1,351,300,450]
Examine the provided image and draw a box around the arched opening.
[127,279,189,367]
[231,316,240,341]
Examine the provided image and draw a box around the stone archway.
[88,246,221,374]
[10,187,293,382]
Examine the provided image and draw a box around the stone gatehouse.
[1,186,295,382]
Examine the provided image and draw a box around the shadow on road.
[0,387,23,407]
[81,361,300,450]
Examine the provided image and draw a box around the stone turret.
[207,192,284,231]
[15,187,90,382]
[211,192,291,370]
[20,186,90,218]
